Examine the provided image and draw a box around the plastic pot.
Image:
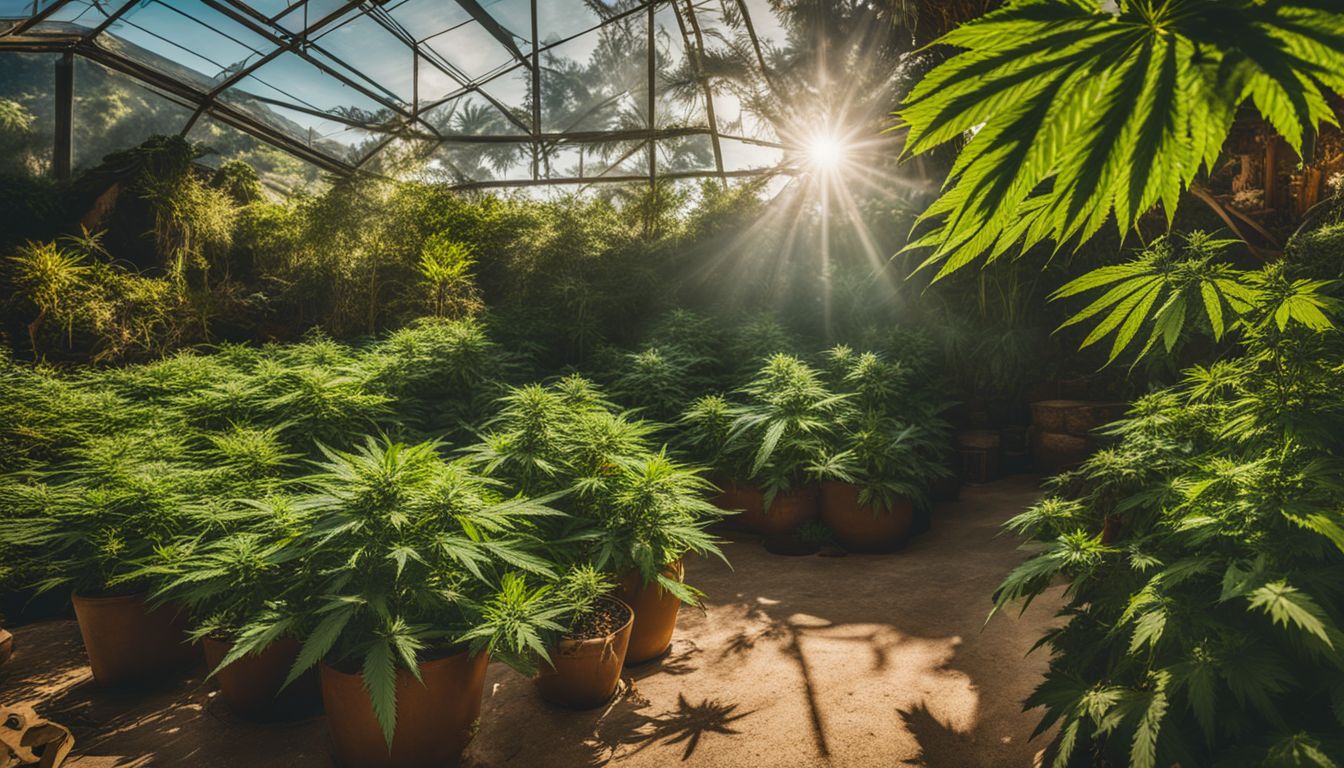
[320,647,489,768]
[618,559,685,665]
[70,591,198,686]
[819,481,914,553]
[203,636,321,721]
[533,597,633,709]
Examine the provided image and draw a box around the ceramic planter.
[713,482,819,536]
[320,648,489,768]
[532,597,633,709]
[203,636,321,721]
[70,591,199,686]
[819,481,914,553]
[618,559,684,665]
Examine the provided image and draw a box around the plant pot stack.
[1029,400,1126,474]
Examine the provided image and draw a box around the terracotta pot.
[0,628,12,667]
[1030,400,1083,433]
[618,559,684,665]
[718,483,820,536]
[711,480,764,530]
[819,481,914,553]
[320,648,489,768]
[1063,401,1127,436]
[533,597,632,709]
[70,591,198,686]
[203,636,321,721]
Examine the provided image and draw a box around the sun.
[805,133,848,172]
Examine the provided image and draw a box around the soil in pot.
[533,597,633,709]
[618,559,685,666]
[819,481,914,553]
[320,646,489,768]
[71,591,199,686]
[203,636,322,721]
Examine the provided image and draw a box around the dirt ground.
[0,476,1061,768]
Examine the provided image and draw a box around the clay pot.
[713,482,820,536]
[203,636,321,721]
[618,559,685,665]
[1030,400,1083,433]
[320,648,489,768]
[819,481,914,553]
[711,480,764,530]
[1063,402,1127,436]
[0,628,12,667]
[70,591,198,686]
[533,597,633,709]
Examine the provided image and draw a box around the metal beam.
[455,0,528,67]
[53,50,73,178]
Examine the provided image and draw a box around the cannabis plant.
[234,437,555,746]
[0,428,218,595]
[471,378,723,603]
[608,345,711,424]
[461,565,614,675]
[814,348,952,513]
[995,259,1344,766]
[722,354,846,505]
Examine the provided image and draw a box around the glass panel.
[275,0,349,33]
[533,0,620,48]
[544,139,648,180]
[478,0,530,46]
[221,50,402,127]
[0,0,57,20]
[0,51,55,172]
[185,112,325,190]
[652,3,707,130]
[656,132,715,173]
[95,0,274,92]
[422,91,527,137]
[426,139,532,183]
[73,57,195,169]
[360,132,435,177]
[718,136,784,172]
[310,12,415,106]
[540,13,647,132]
[422,17,517,82]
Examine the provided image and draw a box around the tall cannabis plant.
[994,259,1344,766]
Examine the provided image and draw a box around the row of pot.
[67,561,685,768]
[714,479,927,554]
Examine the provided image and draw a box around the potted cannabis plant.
[468,566,633,710]
[815,349,952,551]
[132,495,320,721]
[0,430,208,685]
[255,437,556,767]
[472,377,724,666]
[689,354,844,541]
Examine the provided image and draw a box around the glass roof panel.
[0,0,791,183]
[96,0,274,92]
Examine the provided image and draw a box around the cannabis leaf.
[896,0,1344,278]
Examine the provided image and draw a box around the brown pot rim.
[71,590,150,605]
[319,644,483,679]
[555,597,633,653]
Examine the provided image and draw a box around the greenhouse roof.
[0,0,794,185]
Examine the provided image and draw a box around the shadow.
[626,639,702,680]
[600,694,753,762]
[898,701,1036,768]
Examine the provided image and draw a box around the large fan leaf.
[895,0,1344,277]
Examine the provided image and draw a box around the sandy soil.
[0,476,1061,767]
